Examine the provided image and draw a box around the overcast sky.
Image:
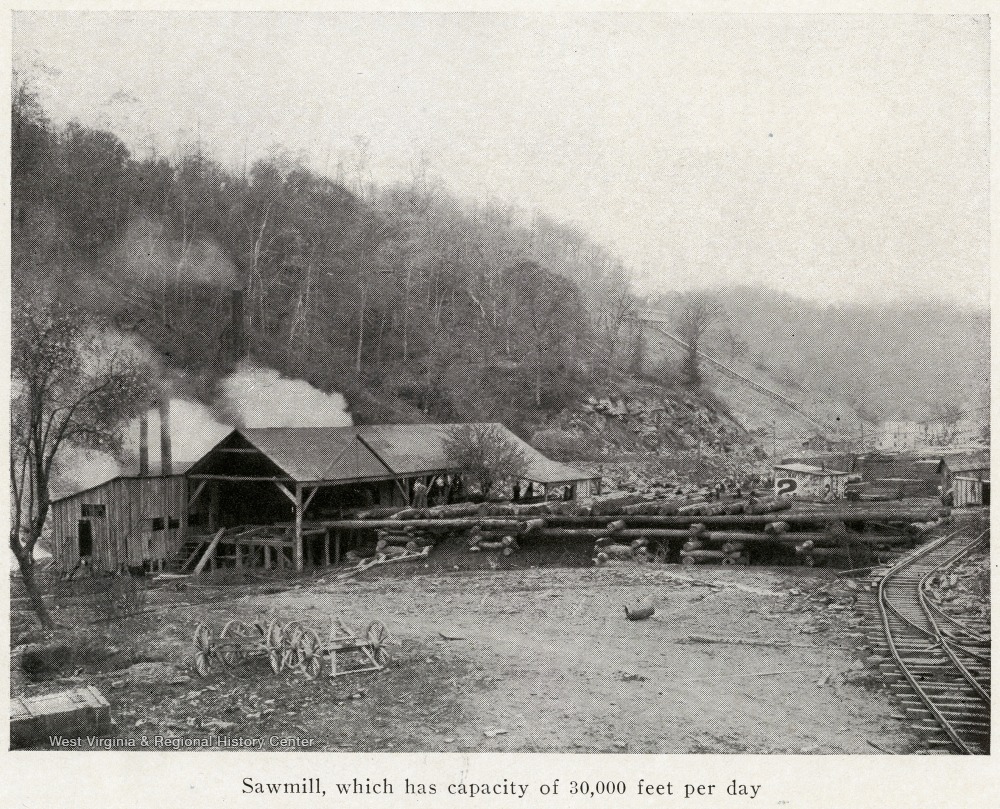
[13,11,990,307]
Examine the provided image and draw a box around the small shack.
[773,463,849,500]
[855,453,942,497]
[938,450,989,506]
[953,476,989,507]
[49,463,193,575]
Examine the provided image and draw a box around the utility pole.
[771,420,776,460]
[696,417,703,479]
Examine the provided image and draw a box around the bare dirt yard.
[15,561,925,754]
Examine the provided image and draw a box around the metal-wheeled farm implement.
[192,614,389,680]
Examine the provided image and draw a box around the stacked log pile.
[323,501,951,570]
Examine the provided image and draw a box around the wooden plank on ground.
[192,528,226,575]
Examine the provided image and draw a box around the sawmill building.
[49,423,598,575]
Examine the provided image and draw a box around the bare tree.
[676,292,721,386]
[719,326,749,365]
[11,297,151,628]
[443,424,530,497]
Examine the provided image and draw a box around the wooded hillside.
[15,81,985,440]
[13,82,638,434]
[647,287,988,424]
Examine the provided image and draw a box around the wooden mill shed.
[49,462,193,575]
[773,463,849,500]
[353,423,601,500]
[185,423,600,571]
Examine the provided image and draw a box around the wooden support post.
[264,545,272,570]
[208,483,219,532]
[394,477,410,505]
[187,480,208,509]
[335,531,341,564]
[302,486,320,513]
[294,484,304,572]
[324,529,331,567]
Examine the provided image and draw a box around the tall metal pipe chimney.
[138,409,149,477]
[158,396,172,477]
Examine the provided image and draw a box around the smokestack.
[232,288,247,363]
[139,409,149,477]
[159,397,172,477]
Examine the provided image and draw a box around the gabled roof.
[357,423,597,484]
[188,423,597,485]
[188,427,392,483]
[939,450,990,475]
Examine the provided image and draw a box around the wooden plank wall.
[50,476,188,572]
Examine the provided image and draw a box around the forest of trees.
[12,78,639,436]
[14,76,989,436]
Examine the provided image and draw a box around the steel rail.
[875,529,990,754]
[917,533,991,700]
[919,534,991,646]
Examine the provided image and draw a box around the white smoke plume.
[221,366,353,428]
[124,398,232,470]
[50,446,123,498]
[66,364,353,490]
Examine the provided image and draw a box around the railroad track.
[861,528,990,754]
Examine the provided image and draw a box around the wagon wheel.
[366,621,389,667]
[193,623,214,677]
[296,628,324,679]
[266,618,285,673]
[282,621,307,671]
[681,555,697,566]
[219,619,253,669]
[650,542,668,564]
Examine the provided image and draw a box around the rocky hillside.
[531,380,767,490]
[640,327,858,456]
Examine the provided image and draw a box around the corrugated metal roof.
[774,463,849,476]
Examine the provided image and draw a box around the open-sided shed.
[185,423,599,571]
[353,423,601,500]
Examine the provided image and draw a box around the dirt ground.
[15,560,923,754]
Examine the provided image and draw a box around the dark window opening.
[78,520,93,557]
[168,517,181,529]
[81,504,106,518]
[150,517,165,531]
